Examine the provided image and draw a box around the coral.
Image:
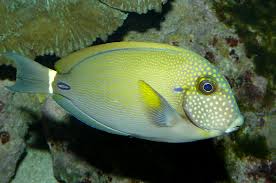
[210,1,276,180]
[214,111,276,182]
[0,0,127,58]
[0,0,169,59]
[0,140,25,183]
[100,0,168,14]
[216,112,276,182]
[213,0,276,94]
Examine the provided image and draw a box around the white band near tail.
[3,52,57,94]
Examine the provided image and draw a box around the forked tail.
[3,52,57,94]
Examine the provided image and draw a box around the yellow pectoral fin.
[139,80,161,108]
[138,80,181,127]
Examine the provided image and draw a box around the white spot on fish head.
[182,73,243,132]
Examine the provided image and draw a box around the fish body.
[4,42,244,142]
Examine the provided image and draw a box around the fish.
[3,42,244,142]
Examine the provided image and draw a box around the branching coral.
[100,0,168,14]
[0,0,127,58]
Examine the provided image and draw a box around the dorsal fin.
[55,42,185,74]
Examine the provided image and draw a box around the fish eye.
[198,77,216,95]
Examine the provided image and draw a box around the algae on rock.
[213,0,276,84]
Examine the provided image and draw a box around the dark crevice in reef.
[23,108,49,151]
[35,54,60,70]
[0,65,16,80]
[0,55,59,81]
[45,116,228,183]
[12,150,27,182]
[106,0,173,42]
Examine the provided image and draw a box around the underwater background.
[0,0,275,182]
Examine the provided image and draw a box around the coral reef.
[100,0,167,14]
[0,0,275,182]
[0,0,168,59]
[212,0,276,181]
[213,0,276,85]
[0,0,127,58]
[216,111,275,182]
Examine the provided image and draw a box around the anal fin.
[53,94,129,136]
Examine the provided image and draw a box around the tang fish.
[4,42,244,142]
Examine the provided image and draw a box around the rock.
[0,80,42,183]
[213,0,276,85]
[0,140,25,183]
[11,148,57,183]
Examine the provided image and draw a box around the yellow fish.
[4,42,244,142]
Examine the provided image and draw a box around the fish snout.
[225,115,244,133]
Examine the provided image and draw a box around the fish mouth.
[225,115,244,133]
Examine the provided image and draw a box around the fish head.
[182,65,243,134]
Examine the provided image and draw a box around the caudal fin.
[3,52,57,94]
